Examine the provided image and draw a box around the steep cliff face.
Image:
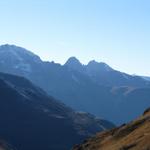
[73,108,150,150]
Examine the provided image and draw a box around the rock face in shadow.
[0,72,114,150]
[73,108,150,150]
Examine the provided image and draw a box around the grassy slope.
[73,108,150,150]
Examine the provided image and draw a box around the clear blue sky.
[0,0,150,76]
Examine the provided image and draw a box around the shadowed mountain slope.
[0,140,15,150]
[0,72,114,150]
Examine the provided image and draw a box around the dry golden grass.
[73,108,150,150]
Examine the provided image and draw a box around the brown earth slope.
[73,108,150,150]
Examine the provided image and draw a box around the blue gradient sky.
[0,0,150,75]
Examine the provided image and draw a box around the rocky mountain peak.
[0,44,42,63]
[87,60,113,72]
[65,57,84,72]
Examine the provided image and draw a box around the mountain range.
[0,44,150,124]
[65,57,149,87]
[0,72,114,150]
[73,107,150,150]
